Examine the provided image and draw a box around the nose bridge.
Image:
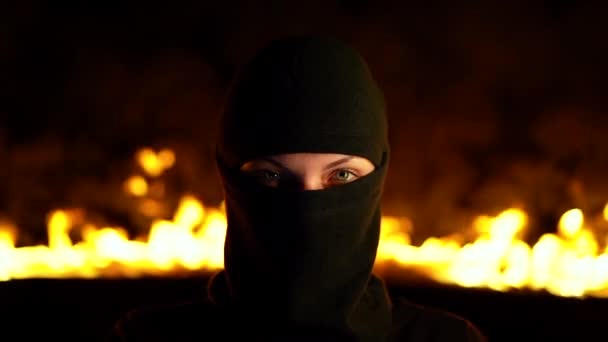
[300,173,323,191]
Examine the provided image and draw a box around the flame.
[124,175,148,197]
[2,147,608,298]
[137,148,175,177]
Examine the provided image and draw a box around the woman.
[110,36,486,341]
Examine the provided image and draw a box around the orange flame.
[2,148,608,298]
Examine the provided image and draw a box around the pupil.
[265,171,279,180]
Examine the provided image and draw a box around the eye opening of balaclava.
[213,35,392,340]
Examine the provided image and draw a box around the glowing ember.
[2,147,608,299]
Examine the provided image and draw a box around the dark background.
[3,1,608,244]
[1,276,606,341]
[2,1,608,341]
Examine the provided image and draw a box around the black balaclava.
[211,36,392,341]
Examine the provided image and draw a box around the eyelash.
[250,169,358,186]
[252,170,281,183]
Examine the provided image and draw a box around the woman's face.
[240,153,375,191]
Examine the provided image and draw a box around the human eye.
[328,169,358,186]
[250,169,281,187]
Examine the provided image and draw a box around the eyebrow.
[323,156,355,170]
[262,156,355,170]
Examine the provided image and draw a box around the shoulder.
[109,300,222,342]
[390,297,486,342]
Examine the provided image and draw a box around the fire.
[124,175,149,197]
[136,148,175,177]
[2,148,608,298]
[376,207,608,297]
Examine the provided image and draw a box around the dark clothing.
[109,294,485,342]
[218,36,388,169]
[109,270,486,341]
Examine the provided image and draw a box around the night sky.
[2,1,608,244]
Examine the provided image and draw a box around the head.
[213,35,390,331]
